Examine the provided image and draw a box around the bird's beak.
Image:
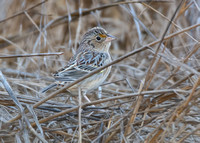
[105,34,116,42]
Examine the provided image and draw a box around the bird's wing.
[54,50,108,82]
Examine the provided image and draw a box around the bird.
[41,27,116,96]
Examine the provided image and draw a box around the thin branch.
[0,52,63,59]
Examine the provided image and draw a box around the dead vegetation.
[0,0,200,142]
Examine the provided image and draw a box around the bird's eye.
[96,36,101,41]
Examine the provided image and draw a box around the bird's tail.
[41,83,57,93]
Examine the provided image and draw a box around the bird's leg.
[98,86,102,99]
[82,90,91,103]
[81,89,95,117]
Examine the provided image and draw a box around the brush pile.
[0,0,200,142]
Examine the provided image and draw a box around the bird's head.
[80,27,116,52]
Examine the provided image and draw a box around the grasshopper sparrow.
[42,27,115,94]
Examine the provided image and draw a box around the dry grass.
[0,0,200,142]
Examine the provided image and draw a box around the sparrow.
[42,27,115,94]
